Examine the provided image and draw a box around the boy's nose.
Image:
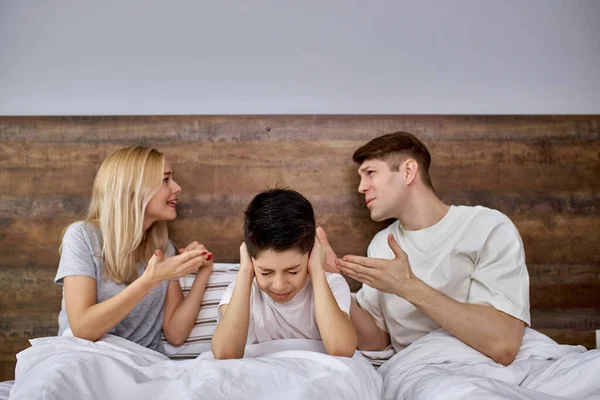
[272,279,286,291]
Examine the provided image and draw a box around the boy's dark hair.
[352,131,435,191]
[244,188,316,258]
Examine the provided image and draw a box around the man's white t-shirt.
[218,273,351,344]
[356,205,531,352]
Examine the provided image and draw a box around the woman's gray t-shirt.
[54,221,174,353]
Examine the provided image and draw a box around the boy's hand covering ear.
[239,242,255,279]
[308,235,326,276]
[315,227,340,274]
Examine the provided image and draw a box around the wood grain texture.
[1,115,598,381]
[2,214,597,268]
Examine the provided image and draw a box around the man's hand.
[315,227,340,273]
[336,233,418,297]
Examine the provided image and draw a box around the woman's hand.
[142,248,207,285]
[179,241,214,273]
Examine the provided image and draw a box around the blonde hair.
[85,146,169,284]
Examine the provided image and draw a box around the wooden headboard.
[1,115,598,381]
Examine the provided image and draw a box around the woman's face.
[144,160,182,230]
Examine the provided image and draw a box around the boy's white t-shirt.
[218,272,351,344]
[356,205,531,352]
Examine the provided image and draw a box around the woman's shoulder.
[62,221,102,252]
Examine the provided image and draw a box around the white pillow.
[162,263,239,358]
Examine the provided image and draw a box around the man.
[318,131,530,366]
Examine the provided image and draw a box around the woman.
[55,146,212,352]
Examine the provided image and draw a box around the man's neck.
[396,189,450,231]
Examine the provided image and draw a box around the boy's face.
[252,249,309,303]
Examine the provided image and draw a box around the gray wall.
[1,0,599,115]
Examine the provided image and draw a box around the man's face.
[252,249,309,303]
[357,158,406,222]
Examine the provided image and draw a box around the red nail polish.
[200,251,207,255]
[207,254,213,261]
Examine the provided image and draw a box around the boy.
[211,188,357,359]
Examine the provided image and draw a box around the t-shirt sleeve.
[216,280,236,322]
[326,273,352,315]
[353,238,388,332]
[54,222,97,285]
[355,285,388,333]
[468,217,531,326]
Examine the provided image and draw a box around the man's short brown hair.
[352,131,435,191]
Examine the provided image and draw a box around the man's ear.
[404,159,419,185]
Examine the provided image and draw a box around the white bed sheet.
[0,381,13,400]
[379,328,600,400]
[9,335,382,400]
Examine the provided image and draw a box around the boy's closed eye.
[257,265,302,276]
[259,270,300,276]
